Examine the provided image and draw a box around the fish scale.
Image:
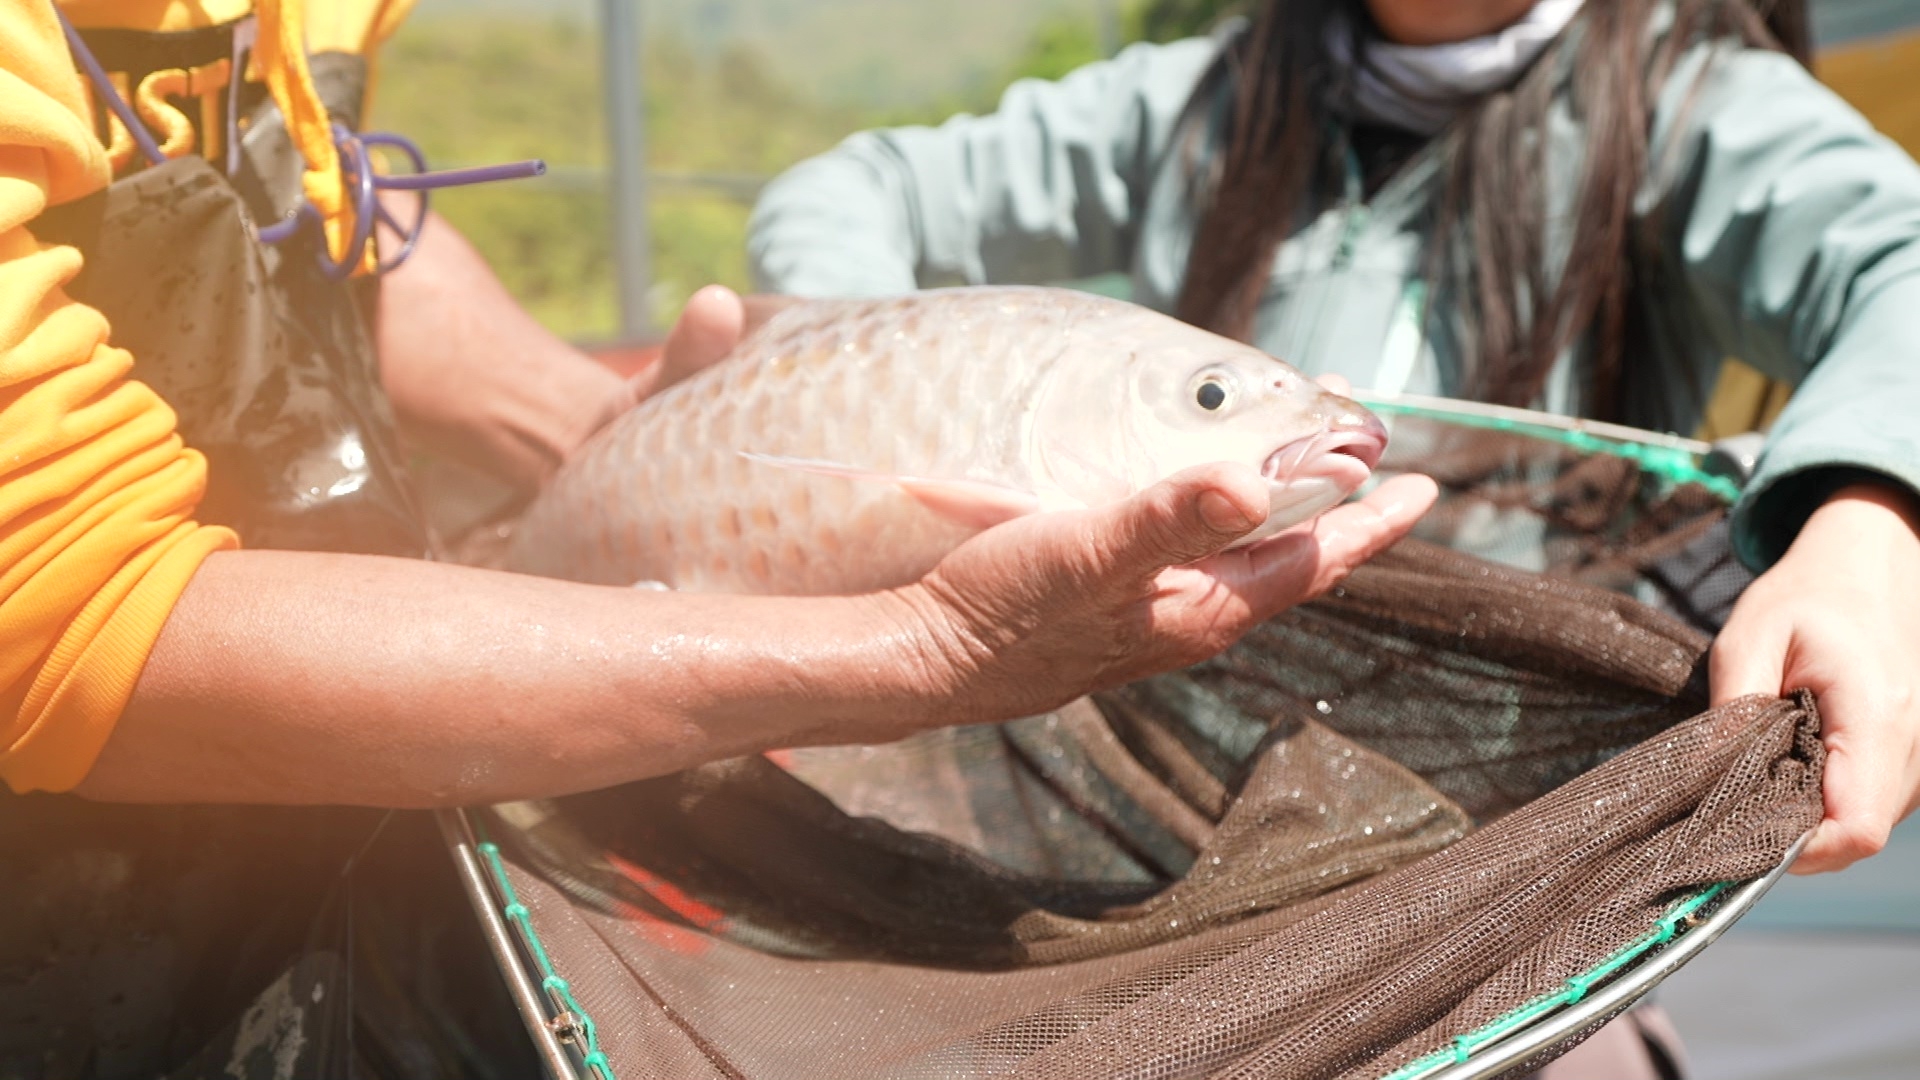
[509,287,1388,596]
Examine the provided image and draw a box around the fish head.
[1034,317,1387,544]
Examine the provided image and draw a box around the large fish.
[509,286,1387,594]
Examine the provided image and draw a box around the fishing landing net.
[445,396,1822,1079]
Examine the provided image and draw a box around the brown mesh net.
[463,405,1821,1079]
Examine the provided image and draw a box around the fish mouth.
[1260,419,1387,491]
[1230,417,1388,546]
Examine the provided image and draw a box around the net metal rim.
[1351,391,1714,457]
[1394,831,1810,1080]
[1353,391,1743,503]
[440,808,590,1080]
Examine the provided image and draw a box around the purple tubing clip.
[372,157,549,192]
[255,124,546,278]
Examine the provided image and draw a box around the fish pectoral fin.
[894,477,1042,530]
[740,452,1041,530]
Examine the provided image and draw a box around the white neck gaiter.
[1336,0,1586,136]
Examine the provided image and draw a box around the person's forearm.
[71,465,1438,810]
[377,204,630,492]
[75,551,930,807]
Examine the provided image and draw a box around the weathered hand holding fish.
[872,460,1435,730]
[513,286,1408,596]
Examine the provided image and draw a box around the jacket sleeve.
[1645,44,1920,569]
[747,36,1220,297]
[0,2,238,794]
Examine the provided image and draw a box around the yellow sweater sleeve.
[0,1,238,794]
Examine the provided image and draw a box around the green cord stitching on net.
[1362,399,1745,504]
[1377,882,1731,1080]
[476,835,616,1080]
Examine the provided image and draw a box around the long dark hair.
[1173,0,1810,419]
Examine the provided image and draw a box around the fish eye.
[1194,375,1232,412]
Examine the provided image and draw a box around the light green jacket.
[747,27,1920,570]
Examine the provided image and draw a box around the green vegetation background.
[369,0,1238,341]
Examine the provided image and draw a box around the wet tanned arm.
[76,550,932,806]
[71,467,1437,808]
